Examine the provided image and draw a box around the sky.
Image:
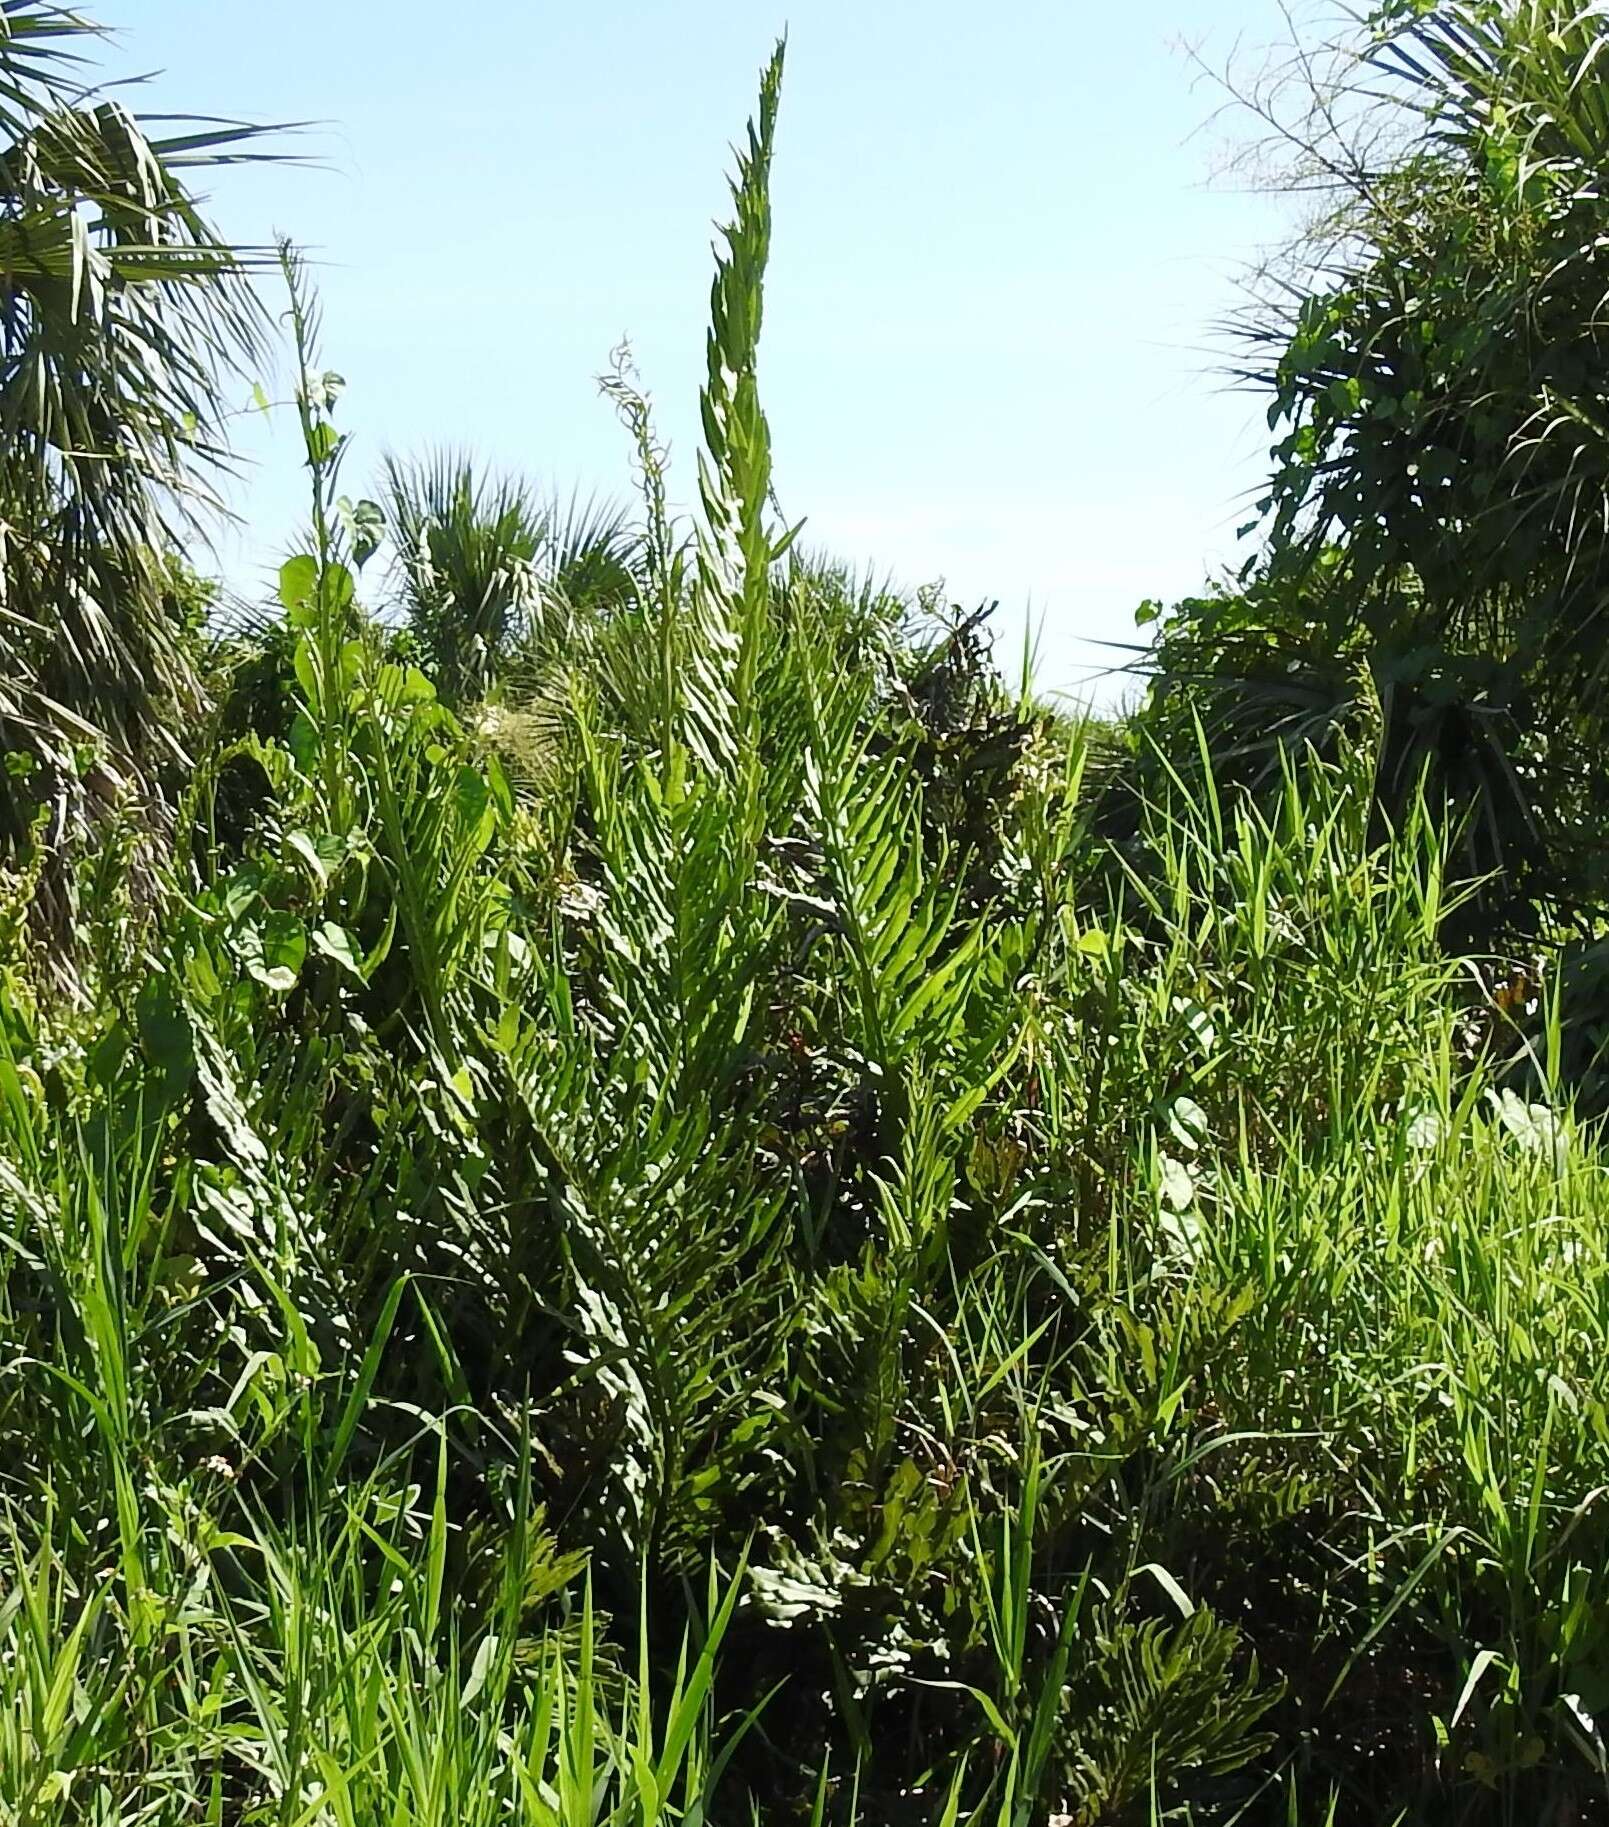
[123,0,1301,705]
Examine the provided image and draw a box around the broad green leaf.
[305,420,343,466]
[1168,1096,1209,1154]
[285,830,329,889]
[1159,1152,1195,1213]
[135,975,194,1095]
[243,911,307,993]
[279,554,318,618]
[311,922,363,978]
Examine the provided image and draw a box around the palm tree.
[381,450,639,706]
[0,3,274,856]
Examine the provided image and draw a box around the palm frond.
[0,13,287,872]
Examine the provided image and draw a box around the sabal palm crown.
[382,449,639,705]
[0,2,270,810]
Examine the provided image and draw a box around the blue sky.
[126,0,1297,703]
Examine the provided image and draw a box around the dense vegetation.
[7,3,1609,1821]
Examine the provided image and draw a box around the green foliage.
[10,13,1609,1827]
[1141,0,1609,951]
[0,7,278,863]
[690,36,787,771]
[381,451,639,705]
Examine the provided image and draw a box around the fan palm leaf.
[382,451,640,703]
[0,6,278,805]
